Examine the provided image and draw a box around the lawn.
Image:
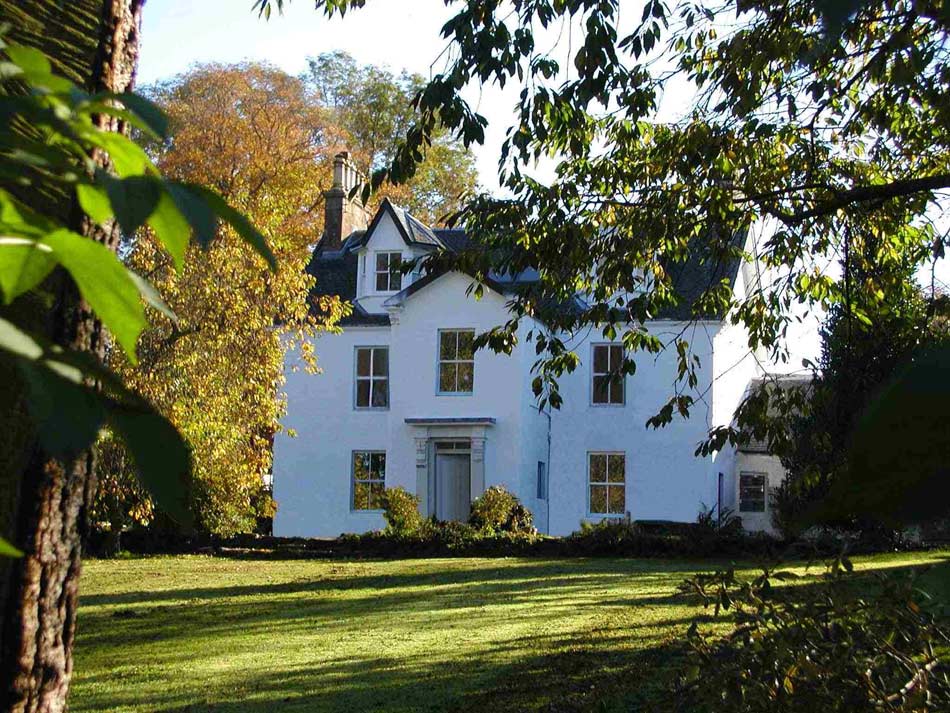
[70,550,950,713]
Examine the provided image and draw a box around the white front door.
[435,453,471,522]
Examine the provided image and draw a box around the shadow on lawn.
[131,633,688,713]
[73,555,950,713]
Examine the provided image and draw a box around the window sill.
[587,512,627,519]
[436,391,474,397]
[353,406,390,412]
[589,402,626,408]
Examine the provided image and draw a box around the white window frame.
[437,329,475,395]
[353,346,389,410]
[738,471,768,513]
[587,451,626,516]
[590,343,626,406]
[351,450,386,511]
[375,251,402,292]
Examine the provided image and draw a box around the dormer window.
[375,252,402,292]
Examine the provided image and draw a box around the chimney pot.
[323,151,368,251]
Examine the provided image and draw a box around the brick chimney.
[322,151,369,251]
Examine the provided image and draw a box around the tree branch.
[768,173,950,224]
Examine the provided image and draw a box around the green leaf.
[0,317,193,522]
[112,92,169,140]
[0,316,108,455]
[5,43,49,76]
[127,270,178,325]
[165,182,217,248]
[85,130,153,177]
[108,404,193,527]
[100,174,162,235]
[190,185,277,270]
[42,230,145,360]
[0,536,22,558]
[0,188,56,237]
[76,183,113,225]
[0,237,56,303]
[148,188,190,270]
[17,356,107,455]
[4,44,72,93]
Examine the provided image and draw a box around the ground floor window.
[588,452,625,515]
[537,461,547,500]
[352,451,386,510]
[739,471,767,512]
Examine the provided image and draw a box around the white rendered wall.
[274,272,546,537]
[386,272,542,514]
[546,322,724,536]
[734,452,785,535]
[273,326,391,537]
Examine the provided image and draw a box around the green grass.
[70,550,950,713]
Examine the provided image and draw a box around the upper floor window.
[355,347,389,408]
[438,329,475,393]
[352,451,386,510]
[588,452,625,515]
[375,251,402,292]
[739,472,767,512]
[592,344,625,405]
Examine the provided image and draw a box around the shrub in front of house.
[469,485,535,534]
[381,487,424,537]
[676,559,950,712]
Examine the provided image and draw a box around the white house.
[273,152,787,538]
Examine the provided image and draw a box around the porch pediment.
[404,417,496,427]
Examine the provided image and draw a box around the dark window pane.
[389,267,402,291]
[375,271,389,291]
[457,330,475,359]
[372,379,389,408]
[372,348,388,376]
[356,379,370,407]
[353,452,369,478]
[356,348,371,376]
[740,473,766,512]
[609,376,624,404]
[607,454,625,483]
[440,331,456,360]
[439,363,457,392]
[593,345,608,373]
[589,454,607,482]
[589,485,607,513]
[592,375,609,403]
[371,452,386,477]
[457,362,474,392]
[607,485,625,514]
[368,482,386,509]
[353,482,369,510]
[375,253,389,271]
[609,345,623,369]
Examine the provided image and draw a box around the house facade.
[273,153,785,538]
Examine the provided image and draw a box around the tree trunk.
[0,2,144,711]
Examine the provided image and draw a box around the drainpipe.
[717,471,723,525]
[545,407,552,535]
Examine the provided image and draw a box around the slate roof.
[306,250,390,326]
[307,200,745,326]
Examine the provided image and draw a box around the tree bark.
[0,2,144,711]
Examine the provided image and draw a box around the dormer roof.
[307,199,746,325]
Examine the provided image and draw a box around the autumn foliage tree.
[110,64,347,535]
[306,51,478,224]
